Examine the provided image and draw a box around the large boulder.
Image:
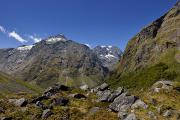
[97,90,111,102]
[108,87,124,102]
[8,98,28,107]
[44,84,69,95]
[109,93,137,112]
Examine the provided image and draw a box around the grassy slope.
[0,72,42,96]
[107,48,180,90]
[0,89,117,120]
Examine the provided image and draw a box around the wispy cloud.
[9,31,27,43]
[29,35,42,43]
[1,25,42,44]
[0,25,6,33]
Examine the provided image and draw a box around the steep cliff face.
[118,2,180,73]
[108,2,180,89]
[0,35,108,88]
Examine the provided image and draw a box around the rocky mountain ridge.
[0,35,121,88]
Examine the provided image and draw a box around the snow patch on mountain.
[93,45,122,69]
[46,34,67,44]
[17,45,34,51]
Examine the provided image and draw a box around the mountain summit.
[0,35,121,88]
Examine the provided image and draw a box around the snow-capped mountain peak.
[93,45,122,69]
[46,34,67,44]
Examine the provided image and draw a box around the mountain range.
[0,35,121,88]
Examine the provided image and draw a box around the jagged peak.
[46,34,68,44]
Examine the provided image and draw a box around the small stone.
[80,84,89,91]
[42,109,52,119]
[163,110,172,117]
[36,101,48,110]
[0,107,5,113]
[99,83,109,91]
[118,111,128,119]
[52,97,69,106]
[131,99,148,109]
[148,111,157,119]
[88,107,100,115]
[124,113,136,120]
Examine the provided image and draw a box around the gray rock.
[152,81,174,93]
[0,107,5,113]
[163,110,172,117]
[36,101,48,110]
[80,84,89,91]
[108,87,123,102]
[118,111,128,119]
[99,83,109,91]
[8,98,28,107]
[148,111,157,120]
[131,99,148,109]
[42,109,52,119]
[109,93,137,112]
[88,107,100,115]
[98,90,111,102]
[124,113,136,120]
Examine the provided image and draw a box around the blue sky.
[0,0,178,50]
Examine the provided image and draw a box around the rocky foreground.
[0,80,179,120]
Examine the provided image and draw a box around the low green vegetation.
[108,48,180,90]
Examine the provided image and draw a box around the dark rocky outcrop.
[52,97,69,106]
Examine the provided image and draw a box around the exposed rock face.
[0,35,109,88]
[93,46,122,70]
[116,2,180,73]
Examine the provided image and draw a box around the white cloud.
[9,31,27,43]
[0,25,6,33]
[29,35,42,43]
